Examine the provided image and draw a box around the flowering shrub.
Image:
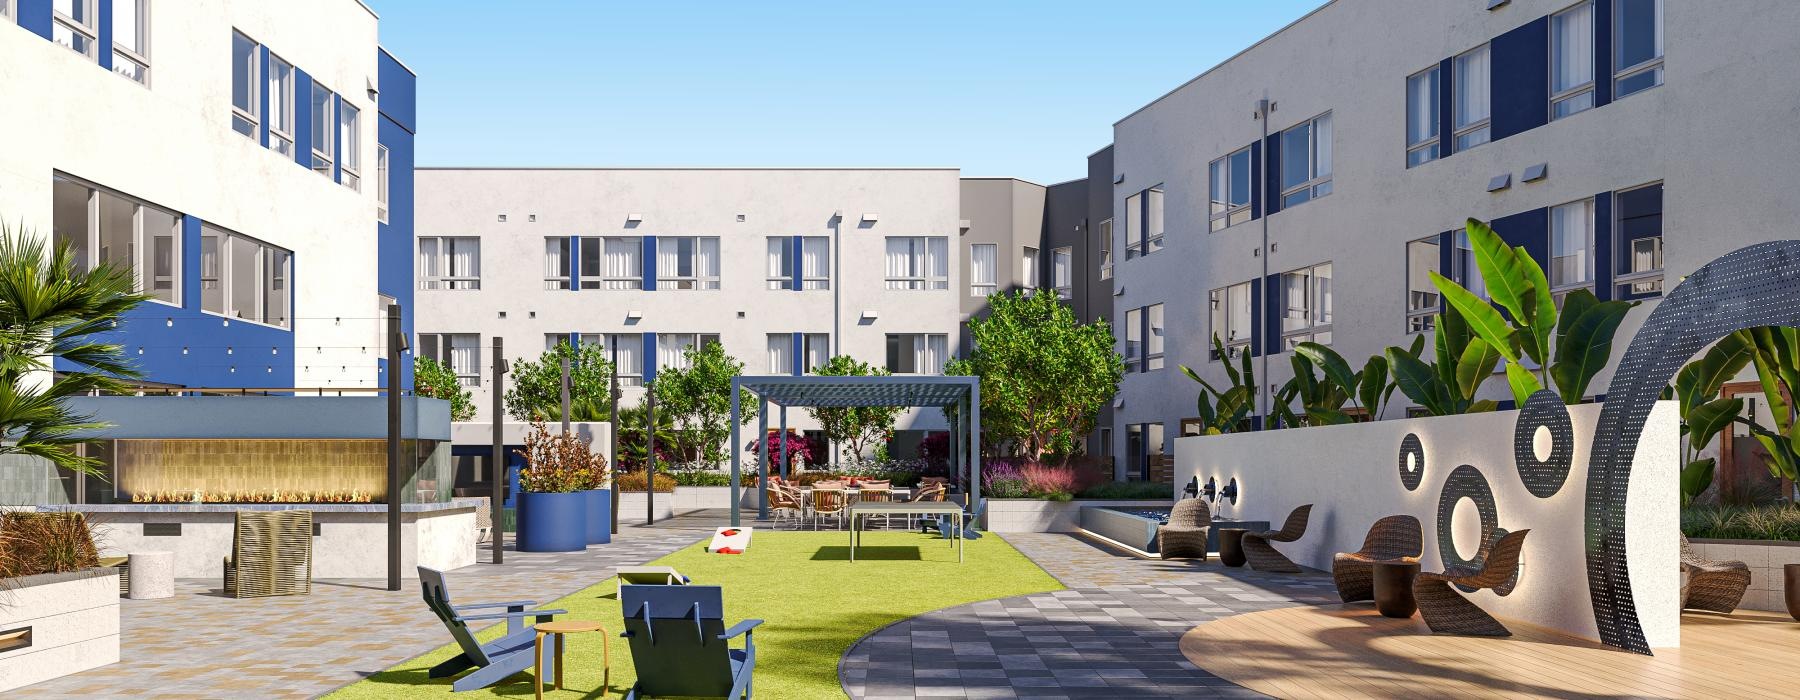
[746,430,814,466]
[981,459,1100,501]
[1020,463,1084,501]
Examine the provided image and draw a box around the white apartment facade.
[1109,0,1800,477]
[414,167,965,442]
[0,0,416,389]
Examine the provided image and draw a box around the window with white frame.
[766,237,793,290]
[1454,44,1491,150]
[884,236,948,290]
[969,243,997,297]
[590,236,643,290]
[657,333,721,371]
[200,224,291,327]
[1280,263,1333,349]
[52,175,181,306]
[1022,247,1039,290]
[310,82,335,176]
[606,333,643,386]
[418,333,481,387]
[1551,2,1596,120]
[340,103,361,191]
[1280,113,1332,209]
[417,236,480,290]
[1,0,12,20]
[1549,198,1596,303]
[1210,148,1254,227]
[657,236,720,290]
[1051,247,1072,300]
[111,0,148,84]
[230,31,259,138]
[544,237,571,290]
[1405,66,1440,167]
[53,0,97,60]
[1208,281,1253,359]
[376,145,389,222]
[1614,182,1663,297]
[1613,0,1663,99]
[1406,237,1440,333]
[545,333,572,352]
[800,236,829,290]
[1125,306,1141,372]
[268,54,296,157]
[803,333,829,372]
[885,334,947,374]
[1098,219,1113,280]
[767,333,792,373]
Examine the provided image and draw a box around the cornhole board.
[708,527,752,554]
[616,566,690,595]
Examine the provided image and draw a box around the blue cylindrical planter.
[584,489,613,544]
[516,491,587,552]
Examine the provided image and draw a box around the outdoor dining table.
[847,501,965,563]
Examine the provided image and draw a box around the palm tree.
[0,225,147,479]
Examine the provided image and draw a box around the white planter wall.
[1689,539,1800,613]
[1175,401,1681,648]
[986,499,1172,533]
[0,569,120,692]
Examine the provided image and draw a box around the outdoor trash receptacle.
[129,550,174,600]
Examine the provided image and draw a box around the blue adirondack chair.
[418,566,567,692]
[936,499,986,541]
[619,584,762,699]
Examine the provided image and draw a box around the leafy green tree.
[413,357,475,421]
[651,341,754,467]
[944,290,1123,458]
[808,354,902,462]
[503,341,614,422]
[0,229,146,479]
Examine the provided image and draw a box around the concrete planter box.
[0,568,120,692]
[985,498,1172,533]
[617,492,676,524]
[1688,538,1800,612]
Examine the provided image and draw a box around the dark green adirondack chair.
[619,584,762,699]
[418,566,566,692]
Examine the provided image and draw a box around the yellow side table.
[534,619,610,700]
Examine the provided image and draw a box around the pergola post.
[969,382,982,516]
[756,395,769,521]
[729,378,742,528]
[778,406,789,480]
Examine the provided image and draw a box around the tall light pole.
[490,337,507,565]
[385,304,406,592]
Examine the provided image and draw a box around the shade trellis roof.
[735,375,977,408]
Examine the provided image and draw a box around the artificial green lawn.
[329,530,1063,699]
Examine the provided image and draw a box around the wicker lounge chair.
[1681,534,1751,613]
[1415,529,1530,636]
[1243,504,1312,573]
[223,510,313,598]
[1157,498,1212,560]
[1333,515,1423,603]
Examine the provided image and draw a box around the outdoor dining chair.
[902,483,947,529]
[767,487,803,527]
[857,485,895,529]
[810,488,848,530]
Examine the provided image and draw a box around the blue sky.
[370,1,1323,184]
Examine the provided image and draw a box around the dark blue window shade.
[1491,208,1549,279]
[1248,279,1263,357]
[1438,57,1456,157]
[1262,134,1283,216]
[1615,183,1663,301]
[96,0,112,70]
[1490,17,1549,141]
[1262,274,1282,354]
[642,333,658,384]
[790,333,803,376]
[293,70,313,169]
[1249,141,1264,220]
[1593,192,1614,301]
[1593,0,1614,108]
[258,47,271,148]
[1438,230,1456,313]
[642,236,658,291]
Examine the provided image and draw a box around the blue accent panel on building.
[791,332,803,376]
[1249,141,1263,220]
[378,49,418,134]
[1491,208,1549,280]
[1438,230,1456,313]
[18,0,51,39]
[1594,0,1614,108]
[376,49,418,390]
[569,236,582,287]
[258,46,271,147]
[1491,16,1550,141]
[331,95,342,184]
[1438,57,1456,156]
[1262,134,1282,216]
[293,69,313,168]
[95,0,112,70]
[643,236,658,291]
[642,333,658,384]
[1594,191,1614,301]
[790,235,803,291]
[1248,278,1263,357]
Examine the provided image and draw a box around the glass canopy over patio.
[728,375,981,526]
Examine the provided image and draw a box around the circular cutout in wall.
[1398,433,1425,491]
[1514,389,1574,498]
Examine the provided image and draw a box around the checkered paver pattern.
[839,532,1339,699]
[20,527,703,699]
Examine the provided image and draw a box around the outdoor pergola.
[728,375,981,527]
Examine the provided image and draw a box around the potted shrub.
[514,424,589,552]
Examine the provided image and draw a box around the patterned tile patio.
[839,532,1340,699]
[19,527,704,699]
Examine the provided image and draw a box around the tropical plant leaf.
[1467,399,1500,413]
[1295,342,1358,403]
[1549,297,1635,403]
[1674,332,1754,415]
[1514,245,1556,367]
[1462,218,1533,326]
[1680,458,1715,506]
[1358,355,1388,419]
[1386,346,1447,416]
[1180,364,1221,396]
[1504,361,1542,408]
[1454,337,1503,400]
[1685,398,1743,453]
[1431,270,1519,362]
[1751,430,1800,481]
